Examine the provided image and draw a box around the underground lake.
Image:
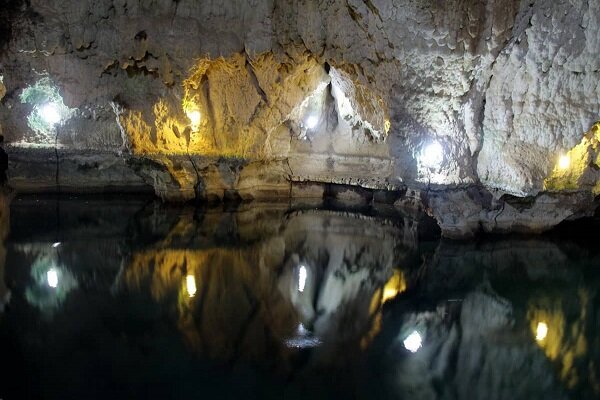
[0,195,598,399]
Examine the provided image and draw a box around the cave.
[0,1,599,399]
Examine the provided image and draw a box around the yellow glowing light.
[384,119,391,134]
[536,321,548,341]
[558,154,570,170]
[186,275,197,297]
[382,270,407,303]
[186,110,201,129]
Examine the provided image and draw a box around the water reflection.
[0,196,599,399]
[117,208,410,370]
[24,253,78,314]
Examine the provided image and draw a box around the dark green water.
[0,196,598,399]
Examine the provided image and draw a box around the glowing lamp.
[298,265,307,293]
[41,103,61,125]
[421,141,444,168]
[186,275,197,297]
[47,268,58,288]
[305,115,319,130]
[558,154,570,170]
[403,330,422,353]
[535,322,548,341]
[52,242,61,248]
[186,110,201,129]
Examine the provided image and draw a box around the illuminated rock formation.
[0,0,599,236]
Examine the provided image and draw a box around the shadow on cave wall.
[0,0,39,51]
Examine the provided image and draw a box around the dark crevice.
[186,147,202,201]
[134,30,147,41]
[244,53,269,106]
[363,0,381,20]
[54,126,60,191]
[202,78,219,148]
[0,0,38,50]
[125,64,159,79]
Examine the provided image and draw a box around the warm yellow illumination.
[382,270,407,303]
[186,110,201,130]
[558,154,570,170]
[384,119,391,134]
[186,274,197,297]
[535,321,549,341]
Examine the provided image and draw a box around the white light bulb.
[186,110,201,129]
[41,103,61,125]
[421,141,444,168]
[186,275,197,297]
[403,330,422,353]
[47,268,58,288]
[305,115,319,130]
[558,154,570,170]
[298,265,307,293]
[52,242,61,248]
[535,322,548,341]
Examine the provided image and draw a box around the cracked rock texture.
[0,0,599,237]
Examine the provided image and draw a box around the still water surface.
[0,196,598,399]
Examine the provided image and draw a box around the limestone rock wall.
[0,0,599,236]
[478,0,600,196]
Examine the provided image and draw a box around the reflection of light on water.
[382,270,406,303]
[285,323,322,349]
[298,265,307,292]
[528,296,590,391]
[186,275,197,297]
[26,256,78,314]
[403,331,422,353]
[536,321,548,341]
[47,268,58,288]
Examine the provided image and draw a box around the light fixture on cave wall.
[186,274,197,297]
[421,141,444,169]
[558,154,570,170]
[19,77,75,146]
[304,115,319,131]
[416,139,448,185]
[186,108,201,132]
[292,81,329,141]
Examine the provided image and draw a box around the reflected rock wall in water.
[0,190,10,312]
[120,208,413,369]
[378,239,600,400]
[2,196,600,399]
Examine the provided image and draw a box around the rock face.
[0,0,599,237]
